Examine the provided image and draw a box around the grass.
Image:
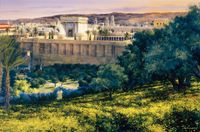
[0,80,200,131]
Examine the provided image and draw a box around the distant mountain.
[0,20,10,24]
[11,12,187,25]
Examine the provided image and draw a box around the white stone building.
[61,17,89,40]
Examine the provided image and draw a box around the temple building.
[61,17,88,40]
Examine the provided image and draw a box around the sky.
[0,0,199,19]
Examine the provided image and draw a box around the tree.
[174,6,200,79]
[58,74,68,86]
[0,64,2,94]
[144,28,194,90]
[124,32,130,40]
[33,27,38,37]
[86,30,91,40]
[92,30,98,40]
[44,67,59,87]
[0,36,25,109]
[5,28,10,35]
[91,64,127,100]
[99,29,109,37]
[118,30,155,89]
[0,36,13,95]
[13,80,31,96]
[144,6,200,90]
[118,5,200,91]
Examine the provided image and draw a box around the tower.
[110,15,115,26]
[94,18,98,25]
[105,17,110,27]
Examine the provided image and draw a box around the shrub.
[112,113,150,131]
[164,106,200,131]
[18,92,56,104]
[13,80,36,96]
[95,115,115,132]
[27,78,46,88]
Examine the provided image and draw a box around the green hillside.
[0,80,200,131]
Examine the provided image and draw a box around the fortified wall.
[19,38,129,67]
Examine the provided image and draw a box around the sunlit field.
[0,79,199,131]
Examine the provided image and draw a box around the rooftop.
[0,24,11,29]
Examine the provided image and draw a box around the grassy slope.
[0,80,200,131]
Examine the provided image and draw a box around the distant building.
[0,23,14,35]
[19,38,129,67]
[110,15,115,26]
[105,17,110,27]
[0,23,11,32]
[16,16,136,67]
[153,18,169,28]
[61,17,88,40]
[55,19,66,37]
[0,23,11,30]
[94,18,98,25]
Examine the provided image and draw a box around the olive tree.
[91,64,127,100]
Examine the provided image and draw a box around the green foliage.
[118,30,154,89]
[28,64,99,87]
[0,36,25,109]
[13,80,30,96]
[0,80,199,131]
[13,80,37,96]
[119,6,200,90]
[91,64,128,99]
[113,113,152,131]
[99,29,110,36]
[29,78,46,88]
[1,38,25,70]
[95,115,115,131]
[124,32,130,40]
[164,107,200,131]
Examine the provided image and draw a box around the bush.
[27,78,46,88]
[112,113,150,131]
[95,115,115,132]
[13,80,37,96]
[19,92,56,104]
[53,87,85,99]
[78,86,96,94]
[164,107,200,131]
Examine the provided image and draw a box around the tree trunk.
[185,76,191,87]
[169,77,187,91]
[194,71,200,79]
[0,63,2,95]
[109,90,112,100]
[169,78,178,89]
[177,77,188,91]
[4,68,10,110]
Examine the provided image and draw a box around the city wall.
[19,38,129,66]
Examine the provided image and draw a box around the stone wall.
[19,38,129,66]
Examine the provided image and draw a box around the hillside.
[0,79,199,131]
[11,12,186,25]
